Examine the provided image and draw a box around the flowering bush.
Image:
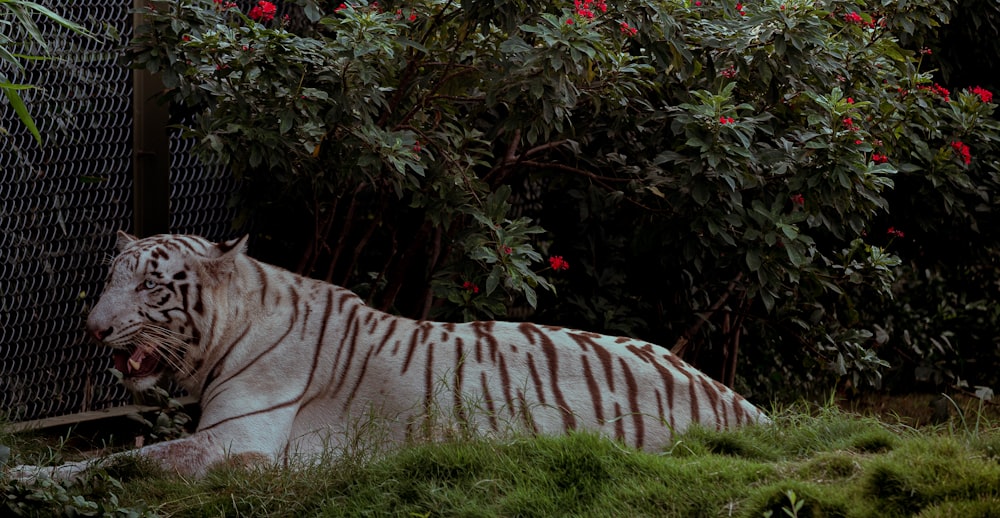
[132,0,1000,397]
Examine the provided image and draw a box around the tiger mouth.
[113,346,161,379]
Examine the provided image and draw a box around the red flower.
[951,141,971,165]
[249,0,277,21]
[843,11,863,24]
[719,116,735,124]
[887,227,905,238]
[919,83,950,102]
[970,86,993,104]
[462,281,480,293]
[335,3,347,11]
[790,193,805,206]
[932,83,950,101]
[548,256,569,271]
[503,246,513,255]
[571,0,607,20]
[871,153,889,164]
[620,22,638,36]
[413,141,421,153]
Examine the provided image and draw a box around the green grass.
[3,405,1000,517]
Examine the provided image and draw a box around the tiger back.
[11,232,768,481]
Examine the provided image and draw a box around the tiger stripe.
[67,232,769,478]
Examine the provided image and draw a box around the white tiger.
[10,232,767,482]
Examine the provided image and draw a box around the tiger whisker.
[135,324,195,378]
[143,328,190,358]
[154,341,188,374]
[140,337,183,369]
[133,334,182,372]
[140,324,192,341]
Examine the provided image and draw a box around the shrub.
[130,0,1000,398]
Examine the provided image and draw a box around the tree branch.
[671,272,744,357]
[324,183,366,283]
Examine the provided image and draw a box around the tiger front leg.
[7,459,96,485]
[135,410,297,477]
[4,430,268,485]
[129,430,254,477]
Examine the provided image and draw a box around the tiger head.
[86,231,248,393]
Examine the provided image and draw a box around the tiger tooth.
[127,348,147,372]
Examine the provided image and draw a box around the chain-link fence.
[1,1,238,424]
[168,130,238,238]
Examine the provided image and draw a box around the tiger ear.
[115,231,138,252]
[204,235,249,276]
[215,235,249,257]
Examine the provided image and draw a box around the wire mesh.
[168,127,240,238]
[1,1,135,422]
[1,2,240,423]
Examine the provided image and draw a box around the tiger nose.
[86,299,116,342]
[89,325,114,342]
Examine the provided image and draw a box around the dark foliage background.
[130,0,1000,401]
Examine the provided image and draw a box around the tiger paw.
[6,461,92,486]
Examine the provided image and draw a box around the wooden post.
[8,397,199,433]
[132,0,170,237]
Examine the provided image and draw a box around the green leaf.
[0,83,42,145]
[759,289,775,313]
[785,243,809,268]
[15,1,91,37]
[500,37,533,54]
[486,266,502,295]
[778,223,799,240]
[398,37,429,54]
[746,248,762,271]
[279,109,294,134]
[0,45,25,73]
[692,182,711,205]
[523,284,537,308]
